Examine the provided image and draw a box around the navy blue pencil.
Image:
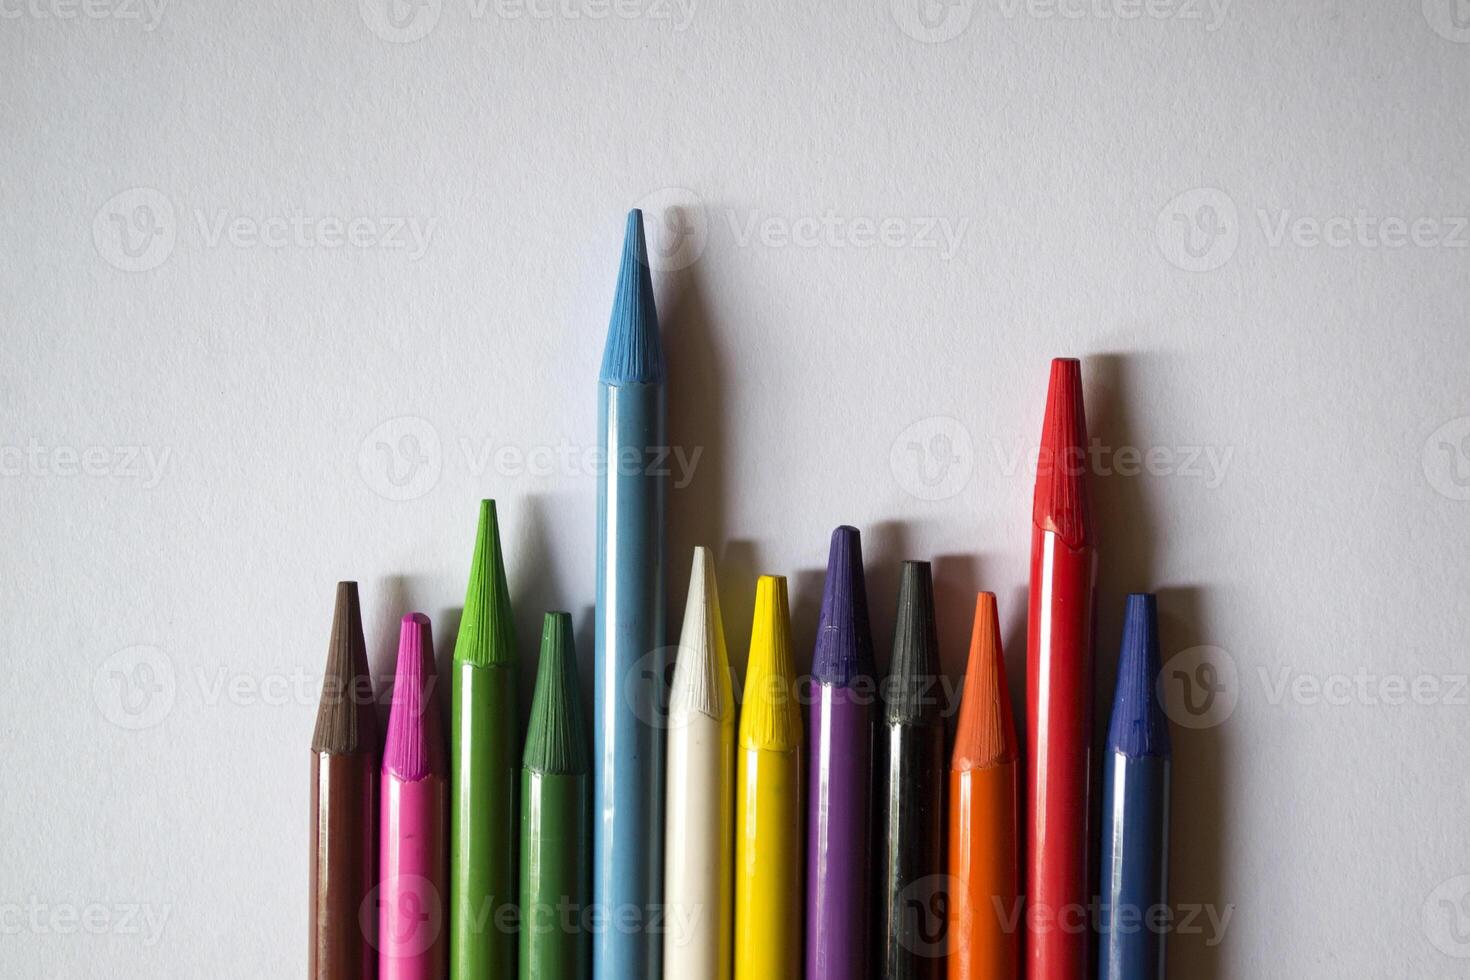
[1098,593,1172,980]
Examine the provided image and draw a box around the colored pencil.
[1098,594,1172,980]
[947,592,1020,980]
[310,581,379,980]
[520,612,592,980]
[664,546,736,979]
[451,500,520,978]
[594,208,668,980]
[734,575,805,980]
[806,525,877,980]
[1025,357,1097,979]
[876,561,947,980]
[380,612,448,979]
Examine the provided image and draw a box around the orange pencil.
[947,593,1020,979]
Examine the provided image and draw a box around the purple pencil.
[806,525,877,980]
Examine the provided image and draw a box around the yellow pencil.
[734,575,805,980]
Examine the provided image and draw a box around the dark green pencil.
[519,612,591,980]
[451,500,520,977]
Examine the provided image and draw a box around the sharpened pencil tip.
[1107,593,1171,758]
[311,581,379,755]
[453,500,517,667]
[812,525,876,686]
[1033,357,1093,548]
[886,561,943,726]
[384,612,444,780]
[524,612,590,774]
[670,546,734,722]
[599,209,665,385]
[952,592,1018,770]
[740,575,803,752]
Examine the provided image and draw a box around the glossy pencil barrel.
[310,751,377,980]
[665,707,735,978]
[520,769,590,980]
[380,773,448,978]
[594,380,667,978]
[876,721,946,978]
[451,661,519,976]
[1098,753,1170,980]
[1026,358,1097,980]
[734,743,803,978]
[1025,527,1095,976]
[947,761,1020,979]
[806,684,874,980]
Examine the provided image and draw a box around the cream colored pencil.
[663,546,736,980]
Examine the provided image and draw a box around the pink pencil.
[380,613,448,979]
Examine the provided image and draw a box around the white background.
[5,1,1470,976]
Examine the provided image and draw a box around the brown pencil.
[310,581,380,980]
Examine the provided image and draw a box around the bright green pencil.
[519,612,591,980]
[451,500,520,977]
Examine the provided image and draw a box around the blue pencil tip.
[599,209,665,385]
[1107,593,1172,758]
[812,525,875,686]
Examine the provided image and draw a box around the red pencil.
[1025,358,1097,979]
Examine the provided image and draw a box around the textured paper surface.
[4,3,1470,975]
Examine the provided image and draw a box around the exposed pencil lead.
[670,546,735,722]
[599,209,665,385]
[524,612,590,775]
[384,612,444,780]
[453,500,517,667]
[885,561,944,726]
[740,576,803,752]
[311,581,379,755]
[953,592,1019,770]
[1107,594,1171,758]
[812,525,876,686]
[1033,357,1093,549]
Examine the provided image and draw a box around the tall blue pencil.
[1099,593,1172,980]
[594,209,667,980]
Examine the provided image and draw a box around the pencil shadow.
[662,251,729,655]
[508,494,558,714]
[864,519,915,677]
[1085,352,1228,979]
[789,567,826,682]
[369,574,410,735]
[1157,586,1229,980]
[719,538,761,691]
[932,553,985,725]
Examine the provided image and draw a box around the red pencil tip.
[1033,358,1093,549]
